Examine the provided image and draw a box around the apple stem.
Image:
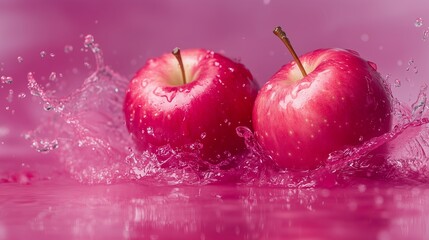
[273,26,308,77]
[172,47,187,84]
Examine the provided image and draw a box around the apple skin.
[124,49,259,163]
[253,48,392,170]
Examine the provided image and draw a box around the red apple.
[124,48,259,163]
[253,46,392,170]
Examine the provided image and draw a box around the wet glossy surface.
[1,180,428,240]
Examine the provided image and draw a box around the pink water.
[1,1,429,239]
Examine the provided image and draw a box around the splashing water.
[25,37,429,186]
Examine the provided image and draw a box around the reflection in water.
[1,181,428,239]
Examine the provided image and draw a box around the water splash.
[411,84,427,120]
[83,34,104,69]
[25,37,429,186]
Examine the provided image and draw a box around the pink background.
[1,0,429,159]
[1,2,429,239]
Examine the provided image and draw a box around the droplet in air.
[49,53,55,58]
[17,56,24,63]
[415,17,423,27]
[394,79,401,87]
[397,60,403,66]
[49,72,57,81]
[32,139,59,153]
[40,51,47,58]
[360,34,369,42]
[200,132,207,139]
[406,59,414,71]
[64,45,74,53]
[18,93,26,99]
[6,89,13,102]
[84,62,92,69]
[1,76,13,84]
[423,28,429,41]
[84,35,95,47]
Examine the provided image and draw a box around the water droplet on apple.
[368,61,377,71]
[153,87,176,102]
[214,62,220,67]
[291,81,311,99]
[200,132,207,139]
[147,127,154,136]
[142,79,148,87]
[228,67,234,72]
[415,17,423,27]
[191,143,204,151]
[358,136,364,142]
[236,126,253,139]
